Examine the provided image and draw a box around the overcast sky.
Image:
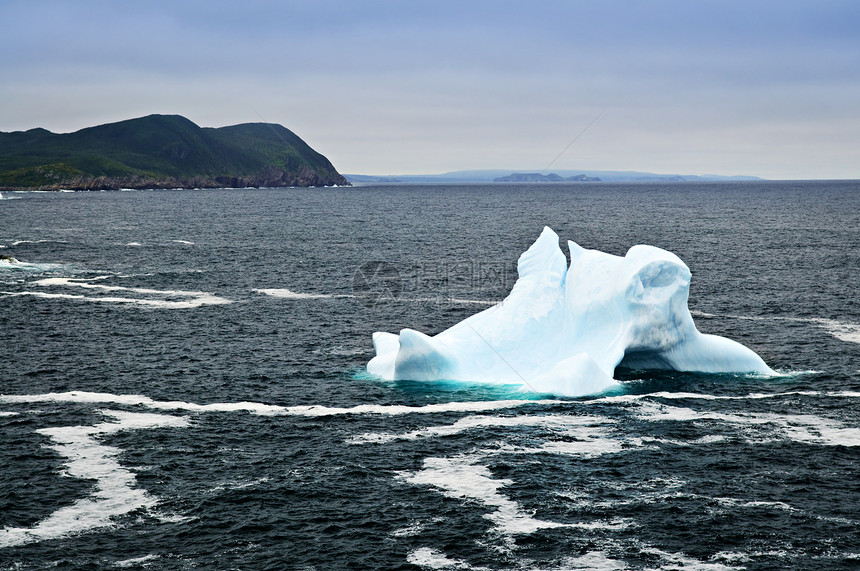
[1,1,858,179]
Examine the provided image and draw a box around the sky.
[1,0,859,179]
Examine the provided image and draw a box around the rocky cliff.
[0,115,349,190]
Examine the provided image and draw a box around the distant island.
[493,172,601,182]
[0,114,349,191]
[346,170,764,184]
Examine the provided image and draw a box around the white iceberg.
[367,227,775,397]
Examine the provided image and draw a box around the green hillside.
[0,115,349,190]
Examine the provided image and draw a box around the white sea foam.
[114,554,161,567]
[253,289,497,305]
[210,477,271,493]
[390,518,444,538]
[0,411,18,417]
[446,298,499,306]
[126,242,143,247]
[517,435,629,458]
[171,240,194,245]
[4,290,232,309]
[552,551,629,571]
[0,258,64,272]
[0,391,564,417]
[692,310,860,345]
[809,318,860,344]
[407,547,487,570]
[592,389,850,404]
[254,288,342,299]
[828,391,860,398]
[711,497,798,513]
[9,239,65,246]
[633,401,860,447]
[0,410,188,548]
[399,456,568,535]
[351,414,612,444]
[640,434,728,447]
[2,277,234,308]
[640,547,743,570]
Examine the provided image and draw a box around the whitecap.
[9,239,66,246]
[254,288,353,300]
[171,240,194,245]
[210,477,271,493]
[692,311,860,345]
[114,554,161,567]
[3,290,231,309]
[711,497,798,512]
[808,318,860,344]
[633,401,860,447]
[2,277,233,309]
[591,389,847,404]
[390,518,445,538]
[407,547,486,570]
[398,455,568,535]
[351,414,613,444]
[126,242,143,247]
[0,390,564,417]
[640,547,744,570]
[0,410,188,548]
[556,551,630,570]
[0,258,64,272]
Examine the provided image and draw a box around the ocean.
[1,181,858,570]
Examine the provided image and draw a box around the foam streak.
[0,410,188,547]
[2,277,233,308]
[0,391,564,417]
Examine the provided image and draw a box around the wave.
[397,455,569,535]
[254,288,498,306]
[409,296,499,306]
[593,389,859,403]
[691,310,860,345]
[351,413,613,444]
[114,555,161,568]
[0,258,65,272]
[407,548,488,570]
[254,288,346,300]
[4,388,857,419]
[0,410,188,548]
[406,547,738,571]
[9,239,67,246]
[0,391,564,416]
[631,401,860,447]
[1,277,232,309]
[809,318,860,344]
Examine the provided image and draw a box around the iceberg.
[367,227,774,397]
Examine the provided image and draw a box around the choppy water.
[1,182,858,570]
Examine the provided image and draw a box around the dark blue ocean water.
[0,182,858,570]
